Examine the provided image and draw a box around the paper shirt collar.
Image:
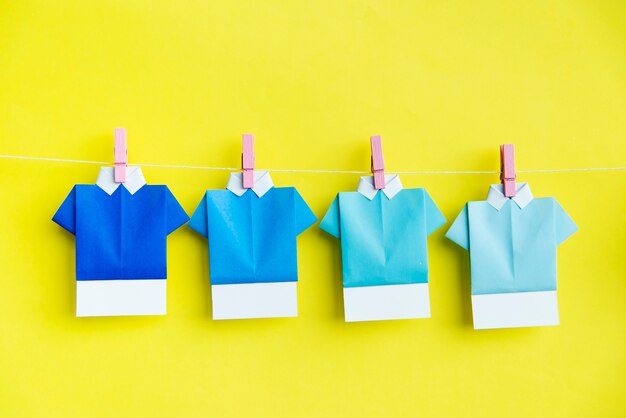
[486,182,534,210]
[226,170,274,198]
[96,166,147,195]
[357,174,403,200]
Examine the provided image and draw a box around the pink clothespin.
[500,144,516,197]
[242,134,255,188]
[114,128,127,183]
[371,135,385,190]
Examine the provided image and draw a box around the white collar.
[486,182,533,210]
[96,166,146,195]
[357,174,403,200]
[226,170,274,198]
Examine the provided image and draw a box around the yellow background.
[1,1,625,417]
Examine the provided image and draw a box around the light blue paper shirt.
[320,175,446,288]
[446,183,577,295]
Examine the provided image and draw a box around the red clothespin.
[500,144,516,197]
[371,135,385,190]
[242,133,255,188]
[114,128,127,183]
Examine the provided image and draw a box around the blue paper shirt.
[446,184,577,295]
[319,185,446,288]
[53,181,189,281]
[188,184,317,285]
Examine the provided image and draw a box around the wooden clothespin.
[114,128,127,183]
[242,133,255,188]
[500,144,516,197]
[371,135,385,190]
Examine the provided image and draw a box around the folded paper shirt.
[188,171,317,319]
[320,174,446,322]
[446,182,577,329]
[52,167,189,316]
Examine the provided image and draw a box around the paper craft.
[52,166,189,317]
[188,170,317,320]
[320,174,446,322]
[446,182,577,329]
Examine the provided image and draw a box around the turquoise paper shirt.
[320,176,446,288]
[446,183,577,295]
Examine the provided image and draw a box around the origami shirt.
[188,171,317,285]
[445,183,577,295]
[52,167,189,280]
[319,175,446,288]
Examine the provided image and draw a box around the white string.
[0,154,625,175]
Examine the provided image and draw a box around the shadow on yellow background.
[0,1,625,417]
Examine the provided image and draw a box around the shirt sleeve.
[553,198,577,246]
[52,186,77,235]
[165,187,190,234]
[294,189,317,235]
[445,203,469,250]
[319,195,341,239]
[188,192,209,238]
[424,189,446,235]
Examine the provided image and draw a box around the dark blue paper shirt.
[53,180,189,280]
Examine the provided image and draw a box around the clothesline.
[0,154,625,175]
